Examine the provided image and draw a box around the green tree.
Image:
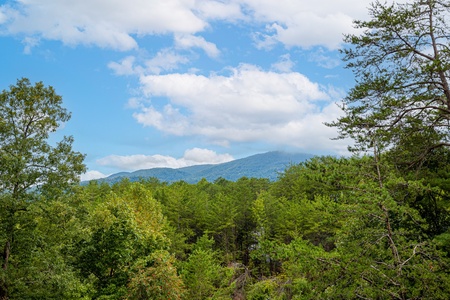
[325,0,450,286]
[181,235,232,300]
[0,78,86,198]
[319,184,450,299]
[73,182,170,299]
[0,78,86,299]
[2,197,93,299]
[231,178,270,265]
[127,250,185,300]
[158,181,208,241]
[330,0,450,164]
[254,155,450,299]
[205,192,238,263]
[246,238,329,300]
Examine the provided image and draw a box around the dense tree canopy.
[2,1,450,299]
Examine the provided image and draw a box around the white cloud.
[22,36,40,54]
[1,0,374,51]
[308,48,341,69]
[1,0,207,51]
[108,50,191,76]
[133,104,189,135]
[80,170,108,181]
[195,0,245,21]
[175,34,220,58]
[0,5,10,25]
[271,54,294,72]
[145,49,191,74]
[131,64,348,153]
[244,0,373,50]
[184,148,234,164]
[97,148,234,171]
[108,56,138,76]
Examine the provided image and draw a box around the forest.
[2,0,450,299]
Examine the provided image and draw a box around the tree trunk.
[2,241,9,270]
[0,241,10,300]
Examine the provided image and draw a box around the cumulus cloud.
[1,0,374,51]
[1,0,207,50]
[195,0,244,22]
[129,63,348,152]
[108,56,138,76]
[108,50,191,77]
[245,0,373,50]
[1,0,364,156]
[175,34,220,58]
[144,49,191,74]
[97,148,234,171]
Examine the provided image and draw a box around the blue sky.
[0,0,374,180]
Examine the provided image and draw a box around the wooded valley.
[2,154,450,299]
[2,0,450,298]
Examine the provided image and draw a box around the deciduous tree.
[0,78,85,299]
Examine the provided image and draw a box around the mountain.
[90,151,314,184]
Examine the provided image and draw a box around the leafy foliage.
[0,78,85,199]
[3,4,450,296]
[127,250,185,300]
[0,78,86,299]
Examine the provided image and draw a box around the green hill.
[91,151,314,184]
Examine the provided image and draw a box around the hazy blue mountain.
[89,151,314,184]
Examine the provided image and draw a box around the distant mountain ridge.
[90,151,314,184]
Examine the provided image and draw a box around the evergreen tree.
[330,0,450,165]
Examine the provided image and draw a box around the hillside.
[91,151,314,184]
